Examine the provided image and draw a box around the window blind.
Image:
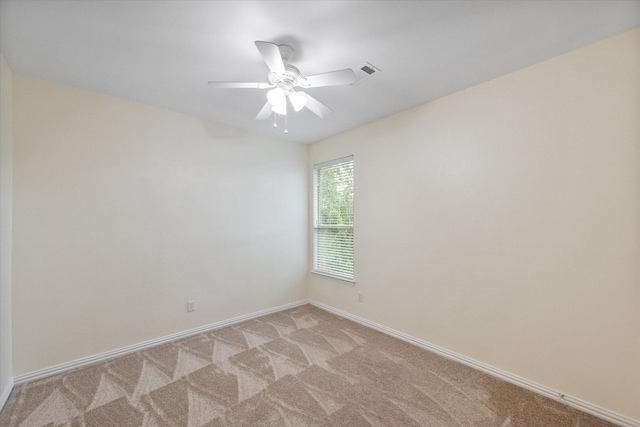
[313,156,354,281]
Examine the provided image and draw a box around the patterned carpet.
[0,304,615,426]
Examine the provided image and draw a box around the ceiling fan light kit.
[208,41,356,133]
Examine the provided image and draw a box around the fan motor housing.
[268,64,302,86]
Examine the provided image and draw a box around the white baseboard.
[0,377,14,413]
[13,300,309,385]
[310,300,639,427]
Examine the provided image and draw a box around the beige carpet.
[0,304,615,426]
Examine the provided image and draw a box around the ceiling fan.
[208,41,356,132]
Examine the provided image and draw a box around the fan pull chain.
[273,114,277,128]
[284,114,289,134]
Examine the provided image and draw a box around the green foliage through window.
[313,157,354,280]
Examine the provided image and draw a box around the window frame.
[312,155,355,284]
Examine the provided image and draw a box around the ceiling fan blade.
[256,101,273,120]
[301,69,356,88]
[301,92,333,118]
[255,41,286,74]
[208,81,271,89]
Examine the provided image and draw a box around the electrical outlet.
[187,300,196,312]
[357,292,363,303]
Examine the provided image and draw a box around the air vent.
[352,62,381,85]
[361,65,376,75]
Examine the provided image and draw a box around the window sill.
[311,270,355,286]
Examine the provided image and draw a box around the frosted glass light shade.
[272,101,287,115]
[289,91,307,112]
[267,88,287,115]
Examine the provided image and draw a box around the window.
[313,156,354,282]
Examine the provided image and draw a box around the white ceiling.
[1,1,638,144]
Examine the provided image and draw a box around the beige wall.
[309,29,640,419]
[0,53,13,398]
[12,75,308,375]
